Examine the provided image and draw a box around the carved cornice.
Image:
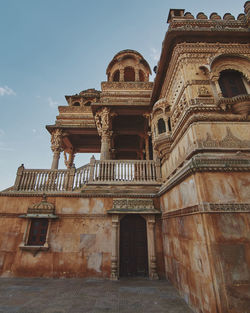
[58,106,93,113]
[168,19,248,33]
[162,203,250,219]
[159,154,250,196]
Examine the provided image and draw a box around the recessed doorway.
[120,215,148,277]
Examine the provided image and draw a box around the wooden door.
[120,215,148,277]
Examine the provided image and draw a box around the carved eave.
[151,15,249,105]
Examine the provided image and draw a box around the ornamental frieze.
[113,198,154,210]
[101,82,153,91]
[162,203,250,219]
[197,127,250,149]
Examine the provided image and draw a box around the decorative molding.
[159,154,250,196]
[108,198,160,214]
[197,127,250,149]
[162,203,250,219]
[101,81,153,91]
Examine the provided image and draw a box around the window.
[85,101,91,106]
[157,118,166,134]
[219,70,247,98]
[27,219,48,246]
[73,101,80,106]
[113,70,120,82]
[124,67,135,81]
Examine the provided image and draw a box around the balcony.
[217,94,250,117]
[12,157,161,193]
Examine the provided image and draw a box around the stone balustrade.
[14,167,70,192]
[90,159,160,183]
[13,158,161,192]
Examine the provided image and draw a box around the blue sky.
[0,0,247,190]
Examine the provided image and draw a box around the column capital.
[95,107,111,136]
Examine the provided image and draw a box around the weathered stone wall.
[0,195,164,279]
[160,171,250,313]
[161,122,250,181]
[0,196,113,278]
[205,212,250,313]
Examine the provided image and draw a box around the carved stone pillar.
[211,75,222,98]
[146,215,159,280]
[145,134,150,160]
[51,129,63,169]
[111,215,119,280]
[135,67,140,82]
[100,131,112,160]
[95,107,112,160]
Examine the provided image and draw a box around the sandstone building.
[0,2,250,313]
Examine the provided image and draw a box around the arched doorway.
[120,215,148,277]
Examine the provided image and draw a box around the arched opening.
[157,118,166,134]
[168,117,172,132]
[120,215,148,277]
[73,102,80,106]
[113,70,120,82]
[124,67,135,81]
[139,70,145,82]
[218,70,247,98]
[85,101,91,106]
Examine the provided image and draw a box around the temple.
[0,2,250,313]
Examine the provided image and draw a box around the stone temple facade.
[0,2,250,313]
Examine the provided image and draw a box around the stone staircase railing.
[13,157,161,192]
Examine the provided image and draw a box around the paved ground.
[0,277,194,313]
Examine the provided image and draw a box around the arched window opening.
[157,118,166,134]
[218,70,247,98]
[85,101,91,106]
[124,67,135,81]
[113,70,120,82]
[139,70,145,82]
[73,102,80,106]
[168,117,172,132]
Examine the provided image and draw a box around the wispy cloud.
[0,141,14,152]
[0,146,14,151]
[48,97,60,108]
[0,86,16,96]
[150,48,160,63]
